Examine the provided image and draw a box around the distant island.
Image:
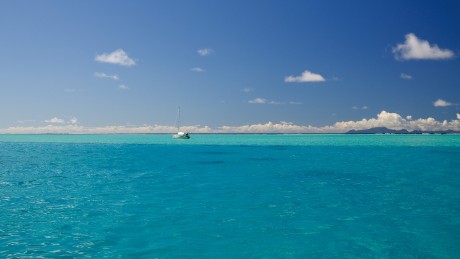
[346,127,460,134]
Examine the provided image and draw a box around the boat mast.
[176,106,181,132]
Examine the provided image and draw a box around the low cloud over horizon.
[2,111,459,134]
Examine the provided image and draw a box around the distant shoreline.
[346,127,460,135]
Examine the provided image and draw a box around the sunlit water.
[1,134,459,257]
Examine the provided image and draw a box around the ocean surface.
[1,134,459,258]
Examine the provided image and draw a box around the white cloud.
[243,88,254,93]
[218,111,460,133]
[329,111,460,133]
[433,99,452,107]
[249,98,268,104]
[70,117,78,124]
[94,72,119,80]
[285,70,325,83]
[118,84,129,90]
[393,33,454,60]
[45,117,65,124]
[95,49,136,66]
[400,73,413,80]
[197,48,215,56]
[352,106,368,110]
[190,67,205,72]
[2,111,460,134]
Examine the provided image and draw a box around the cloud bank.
[393,33,455,60]
[285,70,325,83]
[2,111,459,134]
[95,49,136,66]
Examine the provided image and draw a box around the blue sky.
[1,0,459,133]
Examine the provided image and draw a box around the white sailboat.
[172,107,190,139]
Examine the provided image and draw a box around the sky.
[1,0,459,133]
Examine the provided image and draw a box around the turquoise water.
[1,134,459,258]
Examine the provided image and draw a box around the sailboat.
[172,107,190,139]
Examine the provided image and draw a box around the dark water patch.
[194,151,231,155]
[429,149,460,154]
[248,157,278,162]
[268,145,291,151]
[15,179,40,186]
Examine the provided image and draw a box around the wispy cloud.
[249,98,268,104]
[393,33,455,60]
[3,111,460,134]
[95,49,136,66]
[197,48,215,56]
[118,84,129,90]
[433,99,453,107]
[44,117,78,125]
[190,67,205,72]
[242,88,254,93]
[285,70,325,83]
[94,72,119,80]
[400,73,413,80]
[248,98,301,105]
[45,117,65,124]
[352,106,368,110]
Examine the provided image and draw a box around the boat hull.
[172,132,190,139]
